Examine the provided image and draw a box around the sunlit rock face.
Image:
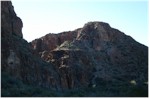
[31,21,148,90]
[30,29,80,53]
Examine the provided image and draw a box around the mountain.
[31,21,148,93]
[1,1,148,97]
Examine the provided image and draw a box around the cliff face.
[1,1,60,92]
[31,29,80,53]
[31,21,148,92]
[2,1,148,97]
[1,1,23,38]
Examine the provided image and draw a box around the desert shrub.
[1,72,59,97]
[56,41,79,50]
[1,72,148,97]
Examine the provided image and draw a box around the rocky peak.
[31,20,148,88]
[82,21,110,32]
[2,1,148,96]
[31,21,122,52]
[72,22,125,51]
[1,1,23,38]
[77,21,111,40]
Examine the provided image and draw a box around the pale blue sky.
[12,0,148,46]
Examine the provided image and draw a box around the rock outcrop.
[31,21,148,93]
[2,1,148,97]
[31,22,148,93]
[1,1,23,38]
[31,28,80,54]
[1,1,60,92]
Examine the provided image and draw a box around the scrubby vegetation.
[1,72,59,97]
[1,71,148,97]
[56,41,80,50]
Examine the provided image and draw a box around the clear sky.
[12,0,148,46]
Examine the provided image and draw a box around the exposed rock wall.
[2,1,148,96]
[31,29,80,53]
[1,1,60,90]
[1,1,23,38]
[31,21,148,90]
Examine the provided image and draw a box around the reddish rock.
[31,21,148,90]
[31,29,81,54]
[1,1,148,96]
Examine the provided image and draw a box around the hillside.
[1,1,148,97]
